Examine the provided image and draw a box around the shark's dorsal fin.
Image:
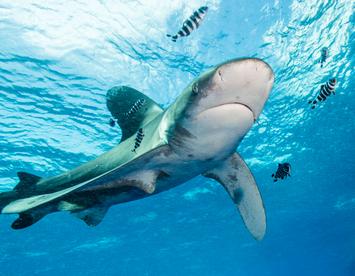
[203,153,266,240]
[14,172,42,193]
[72,206,109,227]
[106,86,164,142]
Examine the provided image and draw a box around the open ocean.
[0,1,354,275]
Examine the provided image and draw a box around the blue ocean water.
[0,0,354,275]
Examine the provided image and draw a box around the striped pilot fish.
[320,47,329,68]
[167,6,208,42]
[308,78,337,109]
[132,128,144,153]
[272,163,291,182]
[124,98,146,117]
[109,98,146,127]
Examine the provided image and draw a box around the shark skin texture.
[0,57,274,240]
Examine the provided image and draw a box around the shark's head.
[171,58,274,158]
[189,58,274,121]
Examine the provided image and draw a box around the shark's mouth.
[232,102,256,122]
[206,102,256,122]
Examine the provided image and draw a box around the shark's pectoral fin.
[203,153,266,240]
[72,206,109,227]
[106,86,164,142]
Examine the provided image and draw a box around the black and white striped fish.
[320,47,329,68]
[132,128,144,153]
[125,99,146,117]
[308,78,337,109]
[272,163,291,182]
[167,6,208,42]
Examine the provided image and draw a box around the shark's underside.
[0,57,274,240]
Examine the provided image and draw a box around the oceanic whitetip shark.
[0,58,274,240]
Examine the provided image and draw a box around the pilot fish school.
[0,5,339,240]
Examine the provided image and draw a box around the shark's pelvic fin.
[72,206,109,227]
[203,153,266,240]
[14,172,42,193]
[58,201,83,212]
[106,86,164,142]
[126,170,158,194]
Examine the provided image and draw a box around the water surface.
[0,1,354,275]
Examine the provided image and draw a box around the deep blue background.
[0,1,354,275]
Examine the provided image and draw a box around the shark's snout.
[215,58,274,120]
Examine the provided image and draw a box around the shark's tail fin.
[11,212,45,229]
[0,190,39,229]
[0,190,16,212]
[0,172,47,229]
[0,172,41,211]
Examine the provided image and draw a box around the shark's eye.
[192,83,199,94]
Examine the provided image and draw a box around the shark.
[0,57,274,240]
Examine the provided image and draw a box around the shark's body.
[0,58,274,240]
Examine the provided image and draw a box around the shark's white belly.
[171,103,254,160]
[158,104,253,189]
